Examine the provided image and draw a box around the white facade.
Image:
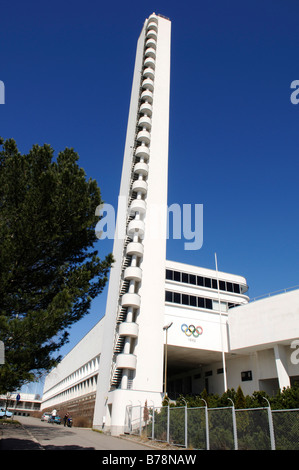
[42,321,103,410]
[41,13,299,435]
[41,260,299,432]
[92,13,171,435]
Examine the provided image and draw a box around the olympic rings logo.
[181,324,203,338]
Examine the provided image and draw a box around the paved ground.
[0,415,153,450]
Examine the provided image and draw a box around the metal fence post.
[199,398,209,450]
[227,398,238,450]
[263,397,275,450]
[181,397,188,448]
[152,405,155,441]
[167,404,170,443]
[205,404,209,450]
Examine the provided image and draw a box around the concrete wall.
[228,290,299,352]
[42,319,104,410]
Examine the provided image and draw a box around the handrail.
[249,285,299,303]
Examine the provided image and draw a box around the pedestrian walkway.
[0,421,43,450]
[0,416,152,450]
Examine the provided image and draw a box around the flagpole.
[215,253,227,392]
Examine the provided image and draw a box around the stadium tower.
[93,13,171,434]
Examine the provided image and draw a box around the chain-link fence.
[125,403,299,450]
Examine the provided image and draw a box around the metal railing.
[125,403,299,450]
[249,285,299,303]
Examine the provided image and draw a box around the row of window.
[165,290,240,311]
[166,269,244,294]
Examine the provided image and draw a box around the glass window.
[190,295,197,306]
[197,297,205,308]
[189,274,196,285]
[173,292,181,304]
[241,371,252,381]
[182,272,189,284]
[212,279,218,289]
[233,283,240,294]
[226,282,233,292]
[205,298,213,310]
[173,271,181,282]
[197,276,204,286]
[166,269,173,280]
[219,280,226,291]
[204,277,211,288]
[182,294,189,305]
[165,291,173,302]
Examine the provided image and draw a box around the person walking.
[63,412,69,426]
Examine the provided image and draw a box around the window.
[166,269,173,280]
[226,282,233,292]
[233,283,240,294]
[165,269,245,296]
[241,371,252,381]
[165,290,230,312]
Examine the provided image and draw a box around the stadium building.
[41,13,299,435]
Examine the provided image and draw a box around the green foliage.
[148,384,299,449]
[0,138,113,393]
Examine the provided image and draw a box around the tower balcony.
[119,321,139,338]
[145,47,156,59]
[126,241,144,257]
[143,67,155,80]
[124,266,142,282]
[139,102,152,116]
[121,292,141,309]
[135,145,150,160]
[138,115,151,130]
[148,14,158,24]
[144,56,155,70]
[142,78,154,91]
[145,38,157,50]
[116,353,137,370]
[146,29,157,40]
[127,219,145,237]
[129,198,146,214]
[134,161,149,177]
[132,179,148,194]
[140,89,153,104]
[137,129,150,145]
[147,21,158,32]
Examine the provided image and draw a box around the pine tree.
[235,386,246,409]
[0,138,113,393]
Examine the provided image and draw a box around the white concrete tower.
[93,13,171,435]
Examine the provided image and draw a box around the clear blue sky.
[1,0,299,374]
